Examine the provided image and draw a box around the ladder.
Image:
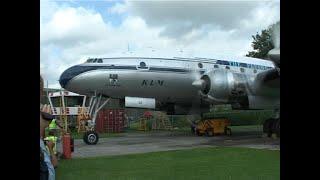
[138,117,147,131]
[59,95,68,133]
[77,107,90,133]
[159,112,173,130]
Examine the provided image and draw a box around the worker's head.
[40,111,53,138]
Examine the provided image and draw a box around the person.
[48,117,64,138]
[40,75,57,180]
[40,109,58,180]
[44,130,58,155]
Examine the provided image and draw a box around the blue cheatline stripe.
[149,67,189,73]
[59,65,192,88]
[216,60,273,70]
[83,65,190,72]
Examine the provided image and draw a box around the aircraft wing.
[250,47,280,97]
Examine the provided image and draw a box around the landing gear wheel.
[225,127,232,136]
[191,126,195,134]
[275,119,280,138]
[83,131,99,145]
[263,118,273,137]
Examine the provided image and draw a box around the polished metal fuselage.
[61,56,277,109]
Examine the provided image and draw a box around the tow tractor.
[194,118,232,136]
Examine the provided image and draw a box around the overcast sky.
[40,0,280,89]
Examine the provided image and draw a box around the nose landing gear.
[82,94,110,145]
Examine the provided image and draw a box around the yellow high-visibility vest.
[49,119,57,129]
[44,136,58,154]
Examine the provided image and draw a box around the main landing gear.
[263,118,280,138]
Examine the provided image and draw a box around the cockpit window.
[86,58,102,63]
[86,59,93,63]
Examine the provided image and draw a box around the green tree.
[246,21,279,59]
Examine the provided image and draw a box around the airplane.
[59,49,280,145]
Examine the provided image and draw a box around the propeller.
[268,22,280,66]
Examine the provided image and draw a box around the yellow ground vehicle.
[195,118,232,136]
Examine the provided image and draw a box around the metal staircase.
[158,112,173,130]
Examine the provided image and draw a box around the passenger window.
[240,63,247,68]
[138,61,148,69]
[214,65,219,68]
[240,68,245,73]
[140,62,146,67]
[198,63,203,68]
[93,59,97,63]
[98,59,103,63]
[225,66,230,70]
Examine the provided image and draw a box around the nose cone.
[59,65,82,89]
[59,68,71,88]
[59,65,98,89]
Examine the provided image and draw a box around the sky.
[40,0,280,89]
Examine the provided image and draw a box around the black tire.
[263,118,274,137]
[263,119,271,133]
[196,129,201,136]
[191,126,195,134]
[83,131,99,145]
[83,131,89,144]
[225,128,232,136]
[275,119,280,138]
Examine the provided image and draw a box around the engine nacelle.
[200,69,249,107]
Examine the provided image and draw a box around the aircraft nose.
[59,65,82,88]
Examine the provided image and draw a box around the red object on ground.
[143,111,153,118]
[95,109,125,133]
[95,111,106,133]
[62,133,71,159]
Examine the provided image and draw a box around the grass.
[56,147,279,180]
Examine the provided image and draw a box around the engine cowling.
[199,69,249,107]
